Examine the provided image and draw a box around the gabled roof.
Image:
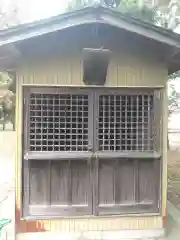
[0,5,179,48]
[0,5,180,73]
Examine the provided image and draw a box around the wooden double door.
[23,87,160,217]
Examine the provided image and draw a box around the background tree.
[167,72,180,148]
[67,0,95,11]
[168,73,180,117]
[0,73,15,130]
[67,0,180,28]
[0,4,19,131]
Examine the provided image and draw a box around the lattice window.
[29,93,89,152]
[98,93,154,151]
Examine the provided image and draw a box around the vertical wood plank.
[116,160,135,204]
[23,87,30,153]
[162,87,168,217]
[88,92,94,152]
[51,161,70,205]
[154,159,160,211]
[138,160,154,203]
[16,74,23,206]
[23,160,30,216]
[134,159,139,204]
[29,160,50,205]
[93,157,99,216]
[98,159,115,204]
[153,90,162,152]
[106,57,117,87]
[71,160,88,205]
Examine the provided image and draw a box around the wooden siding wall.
[15,49,167,234]
[162,85,168,222]
[17,51,167,87]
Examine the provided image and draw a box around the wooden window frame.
[22,87,162,218]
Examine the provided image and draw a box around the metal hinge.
[23,97,26,105]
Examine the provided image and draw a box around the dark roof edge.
[104,7,180,42]
[0,5,179,46]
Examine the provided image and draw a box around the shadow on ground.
[166,214,179,239]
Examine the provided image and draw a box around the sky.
[2,0,180,29]
[4,0,69,23]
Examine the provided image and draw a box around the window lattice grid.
[98,94,154,151]
[29,93,89,152]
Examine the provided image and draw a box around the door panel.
[95,159,160,215]
[138,160,159,206]
[29,159,92,216]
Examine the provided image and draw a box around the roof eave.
[0,6,179,48]
[0,6,179,73]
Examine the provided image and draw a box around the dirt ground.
[167,149,180,240]
[167,150,180,212]
[168,150,180,165]
[0,126,15,240]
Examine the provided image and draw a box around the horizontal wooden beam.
[96,151,161,159]
[24,151,161,160]
[24,151,92,160]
